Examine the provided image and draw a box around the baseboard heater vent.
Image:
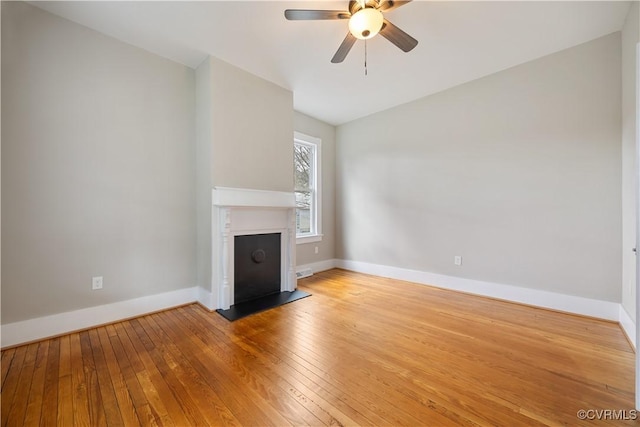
[296,268,313,279]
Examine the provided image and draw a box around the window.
[294,131,322,243]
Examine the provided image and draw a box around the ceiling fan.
[284,0,418,64]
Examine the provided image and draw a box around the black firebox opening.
[234,233,281,305]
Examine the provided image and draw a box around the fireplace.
[234,232,281,304]
[200,187,297,310]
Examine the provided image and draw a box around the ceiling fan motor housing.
[348,7,384,40]
[348,0,381,15]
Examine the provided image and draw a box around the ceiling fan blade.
[331,32,357,63]
[284,9,350,20]
[379,19,418,52]
[378,0,412,12]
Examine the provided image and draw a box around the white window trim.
[294,131,322,244]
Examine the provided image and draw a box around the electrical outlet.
[314,246,319,254]
[454,256,462,266]
[92,276,103,290]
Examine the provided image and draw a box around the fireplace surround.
[204,187,297,310]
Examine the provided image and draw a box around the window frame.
[294,131,322,244]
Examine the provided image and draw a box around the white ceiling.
[31,1,631,125]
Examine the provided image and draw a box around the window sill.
[296,234,323,245]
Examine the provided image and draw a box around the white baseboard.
[3,261,634,349]
[1,287,199,348]
[336,259,621,321]
[197,286,215,311]
[296,258,338,276]
[619,305,636,349]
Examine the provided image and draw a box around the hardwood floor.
[1,269,636,426]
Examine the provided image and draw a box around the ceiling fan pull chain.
[364,39,368,76]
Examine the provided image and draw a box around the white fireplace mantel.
[204,187,297,310]
[212,186,296,209]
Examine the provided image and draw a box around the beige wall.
[1,1,196,323]
[195,58,214,294]
[622,2,639,321]
[294,111,336,266]
[336,33,622,302]
[195,56,294,291]
[210,58,293,192]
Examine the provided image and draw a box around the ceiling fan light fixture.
[348,7,384,40]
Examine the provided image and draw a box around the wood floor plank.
[56,375,73,427]
[56,335,73,427]
[40,337,60,427]
[1,269,636,426]
[228,302,486,426]
[79,331,106,426]
[216,327,363,426]
[1,345,27,427]
[170,308,327,426]
[4,343,39,427]
[184,311,390,425]
[128,318,209,426]
[112,322,173,426]
[195,304,480,423]
[140,314,243,427]
[156,309,292,426]
[287,295,560,424]
[1,349,16,389]
[302,272,632,422]
[121,319,192,426]
[226,330,377,426]
[106,326,155,424]
[96,327,140,426]
[23,341,49,426]
[69,333,91,427]
[88,329,125,426]
[228,308,456,425]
